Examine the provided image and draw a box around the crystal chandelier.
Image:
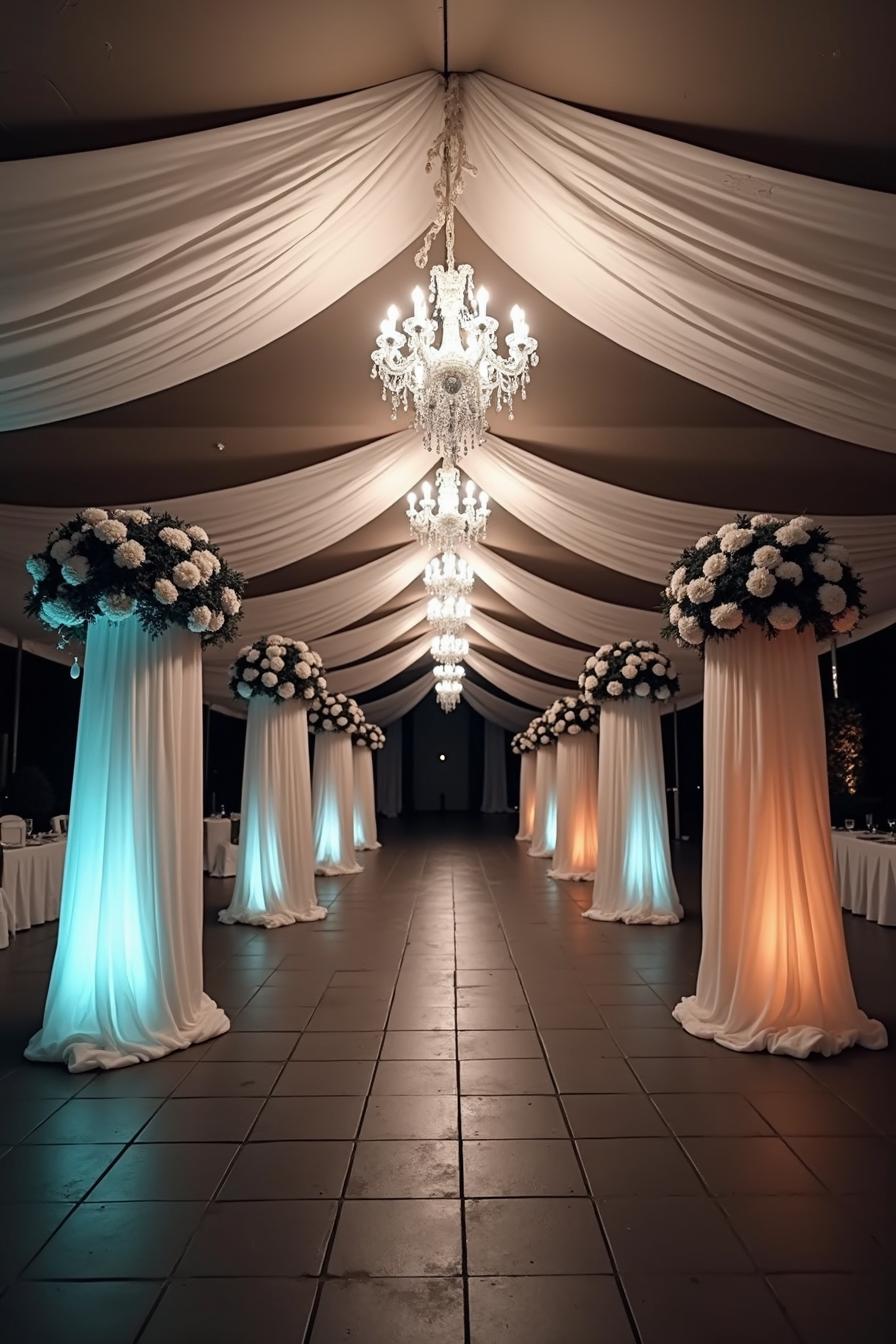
[431,632,469,661]
[424,551,474,598]
[426,593,471,635]
[407,463,489,550]
[371,76,538,459]
[435,678,463,712]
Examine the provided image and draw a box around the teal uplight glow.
[620,774,679,918]
[316,790,346,869]
[238,808,285,915]
[352,795,366,849]
[544,790,558,854]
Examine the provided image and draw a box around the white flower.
[261,671,278,688]
[775,523,809,547]
[269,656,285,672]
[220,587,241,616]
[98,592,134,621]
[61,555,90,585]
[50,539,73,563]
[186,525,209,543]
[634,682,651,697]
[687,577,716,604]
[40,596,79,627]
[717,522,738,537]
[750,514,783,527]
[656,685,671,700]
[113,539,145,569]
[636,640,652,649]
[825,543,850,565]
[556,720,567,732]
[303,686,315,699]
[192,549,219,581]
[790,516,816,532]
[583,674,598,691]
[833,606,860,632]
[818,582,847,614]
[670,567,687,594]
[172,560,201,589]
[768,603,801,630]
[678,616,706,645]
[158,526,192,552]
[294,660,311,679]
[568,724,581,734]
[695,534,715,549]
[260,658,270,669]
[668,604,682,625]
[606,680,624,696]
[94,518,128,545]
[593,660,609,676]
[26,555,49,581]
[652,663,667,676]
[188,605,212,632]
[242,668,259,683]
[237,681,253,699]
[625,654,642,666]
[776,561,804,585]
[710,603,743,630]
[564,709,575,721]
[208,612,225,632]
[115,508,151,525]
[621,664,638,679]
[720,527,754,554]
[620,640,633,650]
[753,545,782,569]
[746,567,776,598]
[154,578,178,605]
[323,719,335,730]
[703,552,728,578]
[810,552,843,582]
[276,682,296,699]
[79,507,108,526]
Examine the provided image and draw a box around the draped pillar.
[549,732,599,881]
[674,625,887,1057]
[353,749,381,851]
[528,747,557,859]
[26,620,228,1071]
[481,722,511,813]
[515,752,537,842]
[584,699,681,925]
[312,733,363,876]
[375,721,403,817]
[220,698,326,927]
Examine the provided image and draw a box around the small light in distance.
[439,753,446,762]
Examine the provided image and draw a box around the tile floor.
[0,816,894,1342]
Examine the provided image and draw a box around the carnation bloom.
[192,549,219,580]
[172,560,201,589]
[695,534,715,548]
[113,539,145,569]
[50,539,73,563]
[833,606,860,632]
[593,660,609,675]
[61,555,90,585]
[746,567,776,598]
[242,668,259,682]
[208,612,225,632]
[621,665,638,679]
[606,680,624,696]
[825,543,850,564]
[261,671,278,688]
[79,507,108,526]
[277,682,296,699]
[153,578,178,605]
[652,663,667,676]
[818,582,847,614]
[94,518,128,544]
[702,552,728,578]
[790,516,816,532]
[269,657,285,672]
[687,577,716,604]
[41,596,79,627]
[187,525,209,543]
[810,552,843,582]
[720,528,754,554]
[716,522,738,537]
[776,561,804,585]
[188,605,212,632]
[775,523,809,547]
[678,616,706,644]
[26,555,50,581]
[753,545,782,569]
[656,685,671,700]
[220,587,241,616]
[98,592,134,620]
[296,660,311,679]
[634,682,651,697]
[303,687,315,699]
[670,566,687,592]
[668,604,682,625]
[710,603,743,630]
[750,514,783,527]
[158,526,191,552]
[768,603,800,631]
[245,648,260,662]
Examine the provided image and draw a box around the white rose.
[261,671,278,688]
[295,660,312,679]
[585,655,597,670]
[277,682,296,699]
[556,720,567,732]
[746,567,776,598]
[98,592,134,621]
[26,555,50,581]
[61,555,90,585]
[710,603,743,630]
[246,648,260,663]
[79,507,108,526]
[687,577,716,604]
[50,539,73,563]
[606,680,624,696]
[620,640,633,650]
[113,540,145,569]
[810,552,843,582]
[237,681,253,699]
[625,654,642,666]
[269,656,285,672]
[172,560,201,589]
[94,518,128,544]
[323,720,335,730]
[753,546,782,569]
[220,587,241,616]
[154,578,178,605]
[818,582,847,614]
[158,526,191,552]
[776,561,804,585]
[695,534,715,549]
[833,606,860,633]
[564,709,575,720]
[678,616,706,645]
[775,523,809,548]
[768,603,801,631]
[656,685,671,700]
[668,604,682,625]
[703,552,728,578]
[720,528,754,554]
[188,605,212,632]
[242,667,259,682]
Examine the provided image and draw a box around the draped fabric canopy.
[2,49,894,729]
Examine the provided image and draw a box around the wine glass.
[887,817,895,839]
[845,818,855,832]
[24,817,34,839]
[865,812,874,833]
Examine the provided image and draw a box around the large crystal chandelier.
[431,632,469,661]
[371,76,538,459]
[407,464,489,550]
[435,678,463,712]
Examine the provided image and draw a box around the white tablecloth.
[0,838,67,948]
[833,831,896,927]
[204,817,232,871]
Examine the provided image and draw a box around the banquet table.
[204,817,233,871]
[833,831,896,927]
[0,837,67,949]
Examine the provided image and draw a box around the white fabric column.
[528,747,557,859]
[674,625,887,1057]
[26,620,228,1071]
[375,721,403,817]
[515,752,537,842]
[549,732,599,881]
[584,699,681,924]
[220,698,325,927]
[312,733,363,877]
[481,722,511,813]
[353,749,381,851]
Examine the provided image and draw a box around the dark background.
[1,625,893,829]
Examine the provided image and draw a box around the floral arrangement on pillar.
[310,693,365,876]
[26,506,243,645]
[546,695,600,882]
[353,722,386,751]
[543,693,599,736]
[24,509,245,1072]
[231,636,327,703]
[512,728,538,842]
[527,712,558,859]
[308,692,365,735]
[352,720,385,852]
[579,640,679,703]
[660,514,862,647]
[663,516,884,1057]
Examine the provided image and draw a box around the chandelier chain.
[415,74,477,272]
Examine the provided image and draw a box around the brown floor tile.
[328,1199,462,1276]
[749,1090,875,1136]
[290,1030,383,1059]
[388,1005,457,1030]
[653,1093,773,1136]
[176,1199,336,1276]
[0,1067,92,1101]
[587,985,663,1007]
[464,1197,610,1275]
[552,1057,642,1093]
[785,1135,896,1192]
[624,1273,798,1344]
[612,1028,722,1057]
[347,1140,459,1198]
[139,1277,317,1344]
[461,1095,567,1139]
[24,1098,160,1145]
[0,1281,162,1344]
[233,1003,314,1031]
[579,1138,704,1197]
[0,1203,72,1284]
[249,1096,364,1141]
[463,1139,585,1196]
[457,1030,541,1059]
[372,1060,457,1095]
[631,1057,821,1095]
[171,1062,282,1098]
[202,1032,298,1061]
[87,1142,238,1201]
[769,1273,895,1344]
[682,1137,824,1195]
[0,1143,123,1202]
[76,1061,197,1098]
[217,1140,352,1199]
[469,1275,633,1344]
[599,1196,754,1273]
[25,1201,206,1278]
[137,1097,263,1143]
[273,1060,375,1095]
[361,1096,459,1140]
[311,1277,465,1343]
[722,1194,886,1271]
[0,1098,65,1145]
[381,1031,456,1059]
[457,1004,535,1031]
[562,1094,669,1138]
[459,1058,554,1095]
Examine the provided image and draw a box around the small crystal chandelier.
[435,678,463,712]
[371,76,538,459]
[431,632,469,661]
[426,593,472,635]
[433,662,465,682]
[424,551,474,598]
[408,464,489,550]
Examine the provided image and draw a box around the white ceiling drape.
[358,672,433,726]
[465,650,570,708]
[0,74,443,428]
[461,73,896,453]
[464,680,533,733]
[327,632,431,695]
[315,604,425,670]
[467,608,587,681]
